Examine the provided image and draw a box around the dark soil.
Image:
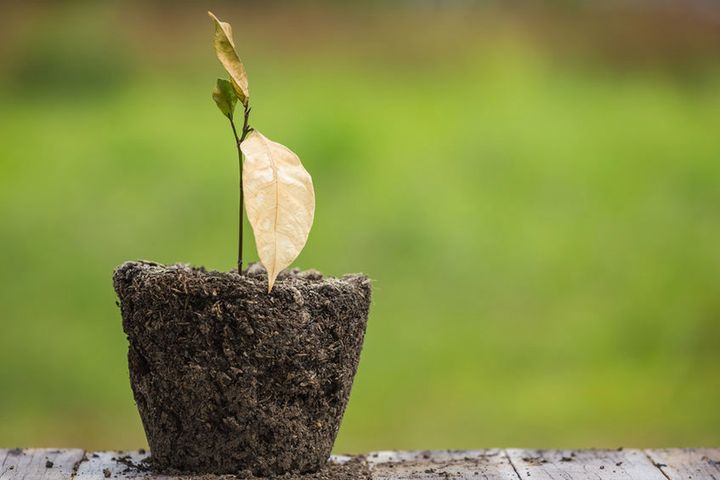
[113,261,372,477]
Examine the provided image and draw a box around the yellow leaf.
[208,11,249,105]
[240,130,315,292]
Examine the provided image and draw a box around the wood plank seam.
[506,448,671,479]
[645,448,720,480]
[503,448,524,480]
[642,450,672,480]
[2,449,720,479]
[0,448,85,480]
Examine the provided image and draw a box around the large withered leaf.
[208,11,249,105]
[240,130,315,292]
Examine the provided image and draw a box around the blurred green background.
[1,1,719,452]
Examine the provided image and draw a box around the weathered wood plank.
[3,449,719,479]
[0,451,7,478]
[367,450,520,479]
[75,451,153,479]
[0,448,85,480]
[645,448,720,480]
[506,448,666,480]
[76,451,360,479]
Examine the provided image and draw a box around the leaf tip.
[208,11,248,103]
[265,262,279,293]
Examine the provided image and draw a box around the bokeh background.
[1,0,719,452]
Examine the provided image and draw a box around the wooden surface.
[367,450,519,479]
[506,449,668,480]
[646,449,720,480]
[1,449,718,479]
[0,449,85,480]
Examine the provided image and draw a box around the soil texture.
[113,261,371,476]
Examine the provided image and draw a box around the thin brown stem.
[228,103,251,273]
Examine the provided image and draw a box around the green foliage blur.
[0,2,719,451]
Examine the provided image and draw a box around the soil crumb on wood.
[144,457,372,480]
[368,451,505,479]
[113,261,372,476]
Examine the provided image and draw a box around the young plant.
[209,12,315,292]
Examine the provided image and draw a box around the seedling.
[112,13,370,476]
[209,11,315,291]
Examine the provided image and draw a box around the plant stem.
[229,104,252,273]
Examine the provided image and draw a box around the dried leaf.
[208,11,249,105]
[212,78,238,118]
[241,130,315,292]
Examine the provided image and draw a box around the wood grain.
[367,449,519,479]
[75,451,153,479]
[74,452,358,479]
[506,448,668,480]
[645,448,720,480]
[3,448,719,479]
[0,448,85,480]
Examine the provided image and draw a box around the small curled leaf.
[208,11,249,105]
[241,130,315,292]
[212,78,238,118]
